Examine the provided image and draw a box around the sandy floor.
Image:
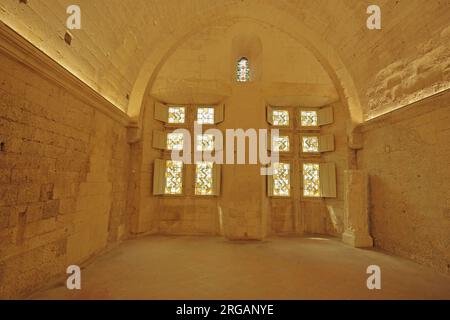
[30,235,450,300]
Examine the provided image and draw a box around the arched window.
[236,57,250,82]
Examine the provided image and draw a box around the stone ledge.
[0,21,130,127]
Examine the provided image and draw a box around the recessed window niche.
[231,34,262,83]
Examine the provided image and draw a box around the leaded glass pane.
[195,162,214,195]
[196,134,214,151]
[197,107,215,124]
[236,57,250,82]
[300,110,318,126]
[303,163,320,197]
[164,160,183,194]
[167,132,184,150]
[273,110,289,126]
[272,136,290,152]
[168,106,185,124]
[302,136,319,153]
[273,162,290,197]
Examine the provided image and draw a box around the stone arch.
[127,4,363,136]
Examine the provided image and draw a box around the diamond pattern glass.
[300,111,318,126]
[272,136,290,152]
[195,162,214,195]
[273,162,290,197]
[302,136,319,153]
[168,106,185,124]
[167,132,184,150]
[303,163,320,197]
[164,160,183,195]
[273,110,289,126]
[197,107,215,124]
[196,134,214,151]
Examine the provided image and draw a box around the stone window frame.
[158,104,223,197]
[267,105,295,198]
[266,105,330,201]
[191,104,222,197]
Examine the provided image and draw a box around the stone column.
[342,170,373,247]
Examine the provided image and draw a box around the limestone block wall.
[159,198,220,235]
[4,0,449,122]
[127,96,162,235]
[366,25,450,120]
[219,83,268,240]
[0,49,130,298]
[358,90,450,274]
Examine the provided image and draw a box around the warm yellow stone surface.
[0,29,130,298]
[30,236,450,300]
[0,0,449,300]
[1,0,448,121]
[342,170,373,248]
[358,91,450,274]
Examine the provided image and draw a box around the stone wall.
[0,48,130,298]
[4,1,449,122]
[135,19,350,237]
[131,83,349,239]
[358,90,450,274]
[127,96,161,236]
[366,26,450,120]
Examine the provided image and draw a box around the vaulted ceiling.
[1,0,449,122]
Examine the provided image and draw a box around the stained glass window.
[272,162,290,197]
[273,110,289,126]
[195,162,214,195]
[300,110,318,126]
[168,106,185,124]
[302,136,319,153]
[166,132,184,150]
[272,136,290,152]
[236,57,250,82]
[197,107,215,124]
[196,134,214,151]
[164,160,183,194]
[303,163,320,197]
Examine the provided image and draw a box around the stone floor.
[30,236,450,300]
